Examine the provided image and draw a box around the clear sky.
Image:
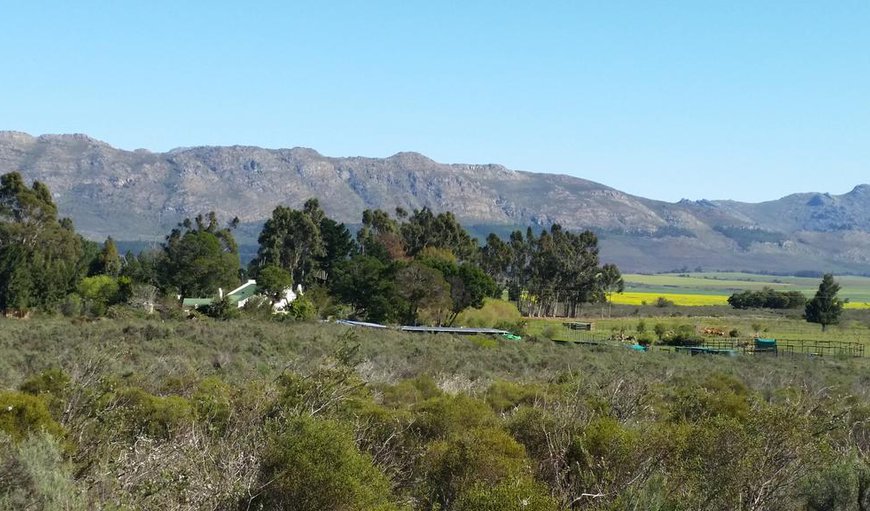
[2,1,868,203]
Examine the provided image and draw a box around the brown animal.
[702,327,726,337]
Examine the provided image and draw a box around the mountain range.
[1,131,869,274]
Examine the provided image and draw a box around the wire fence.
[551,334,866,358]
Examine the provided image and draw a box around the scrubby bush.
[660,325,703,347]
[59,293,82,317]
[484,380,540,413]
[413,394,498,441]
[19,368,70,416]
[202,297,240,320]
[0,432,84,509]
[113,388,193,439]
[288,295,317,321]
[453,478,558,511]
[422,426,531,509]
[654,296,674,308]
[240,295,273,320]
[254,415,402,511]
[192,377,233,434]
[653,323,667,340]
[0,392,64,443]
[456,298,522,328]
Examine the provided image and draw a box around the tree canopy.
[804,273,844,331]
[158,212,241,298]
[0,172,89,312]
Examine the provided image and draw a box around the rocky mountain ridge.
[1,131,868,274]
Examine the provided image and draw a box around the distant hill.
[2,131,869,274]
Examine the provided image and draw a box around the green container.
[755,338,777,349]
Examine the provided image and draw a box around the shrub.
[59,293,82,317]
[636,320,647,334]
[202,297,240,321]
[470,335,499,349]
[654,297,674,308]
[288,296,317,321]
[667,373,751,422]
[637,332,656,347]
[541,325,561,340]
[453,478,559,511]
[413,394,497,441]
[566,417,646,497]
[456,299,522,328]
[0,392,64,443]
[0,432,84,509]
[484,381,540,413]
[422,426,531,509]
[114,388,193,439]
[494,319,528,337]
[19,368,70,416]
[255,415,401,511]
[660,325,703,347]
[241,295,273,320]
[192,377,233,434]
[380,375,443,407]
[78,275,128,316]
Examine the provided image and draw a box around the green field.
[621,272,870,307]
[526,312,870,347]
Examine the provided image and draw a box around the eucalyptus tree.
[0,172,89,312]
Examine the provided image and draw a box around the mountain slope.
[1,131,868,274]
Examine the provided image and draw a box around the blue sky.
[2,1,868,202]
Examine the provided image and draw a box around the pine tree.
[96,237,122,276]
[805,273,844,332]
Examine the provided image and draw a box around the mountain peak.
[34,133,113,148]
[388,151,436,166]
[0,131,36,143]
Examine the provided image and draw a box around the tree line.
[0,172,622,323]
[727,287,807,310]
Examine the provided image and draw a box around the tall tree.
[479,233,512,291]
[329,255,400,322]
[481,224,606,317]
[0,172,87,312]
[395,262,452,325]
[255,201,325,285]
[357,209,404,261]
[805,273,844,332]
[598,263,624,317]
[158,212,240,297]
[92,236,122,276]
[317,217,356,281]
[417,247,498,325]
[400,208,477,261]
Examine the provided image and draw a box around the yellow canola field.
[611,292,727,306]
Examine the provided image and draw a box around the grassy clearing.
[523,306,870,348]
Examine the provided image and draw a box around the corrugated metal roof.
[227,281,258,303]
[334,320,511,336]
